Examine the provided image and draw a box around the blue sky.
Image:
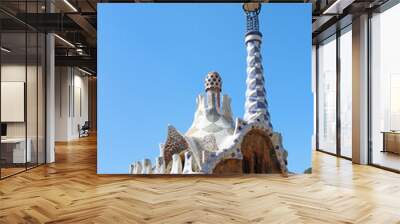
[98,3,312,174]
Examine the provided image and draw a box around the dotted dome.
[204,71,222,92]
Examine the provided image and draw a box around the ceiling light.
[76,48,86,56]
[323,0,355,15]
[1,47,11,53]
[63,0,78,12]
[54,34,75,48]
[78,67,93,76]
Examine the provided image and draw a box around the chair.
[79,121,90,138]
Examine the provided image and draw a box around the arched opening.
[240,130,281,173]
[213,159,242,174]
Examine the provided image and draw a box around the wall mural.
[129,3,288,175]
[98,3,312,175]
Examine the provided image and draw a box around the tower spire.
[243,3,272,128]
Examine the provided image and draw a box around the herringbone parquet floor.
[1,135,400,224]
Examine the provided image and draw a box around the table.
[1,138,32,164]
[382,131,400,154]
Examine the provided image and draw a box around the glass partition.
[317,35,337,154]
[1,31,28,177]
[371,3,400,171]
[38,32,45,165]
[339,26,352,158]
[0,1,46,179]
[27,31,38,169]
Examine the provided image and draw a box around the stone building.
[130,3,288,175]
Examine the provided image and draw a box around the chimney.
[204,71,222,112]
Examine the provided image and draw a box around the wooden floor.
[0,167,26,178]
[372,150,400,171]
[1,135,400,224]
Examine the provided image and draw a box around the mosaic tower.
[243,3,271,128]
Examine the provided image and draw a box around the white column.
[352,14,369,164]
[46,32,55,163]
[45,1,55,163]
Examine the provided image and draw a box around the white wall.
[1,65,41,138]
[1,65,27,143]
[55,67,89,141]
[55,66,70,141]
[1,65,26,132]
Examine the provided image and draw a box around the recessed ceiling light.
[54,34,75,48]
[78,67,93,76]
[63,0,78,12]
[322,0,354,15]
[1,47,11,53]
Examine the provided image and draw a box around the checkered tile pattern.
[244,34,272,129]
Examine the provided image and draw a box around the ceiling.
[311,0,392,43]
[1,0,98,74]
[1,0,394,74]
[0,0,312,75]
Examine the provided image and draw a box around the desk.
[1,138,31,163]
[382,131,400,154]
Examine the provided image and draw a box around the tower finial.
[204,71,222,112]
[204,71,222,92]
[243,2,261,33]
